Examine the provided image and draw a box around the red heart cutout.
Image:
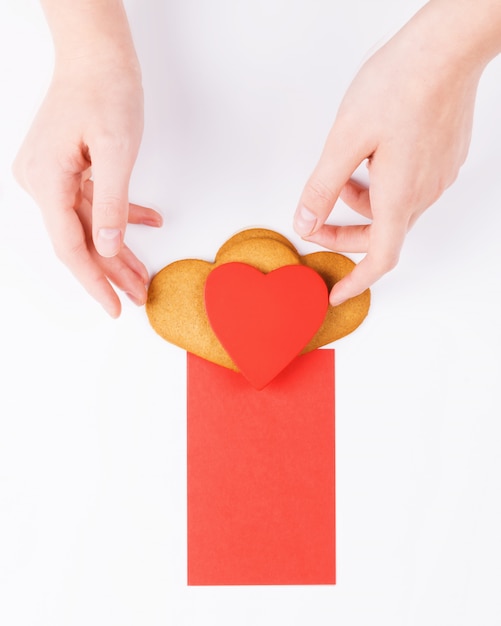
[204,262,329,389]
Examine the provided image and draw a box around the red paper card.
[187,349,335,585]
[204,262,328,389]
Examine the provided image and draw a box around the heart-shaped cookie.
[146,228,370,375]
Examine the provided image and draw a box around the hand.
[13,57,159,317]
[76,179,161,316]
[294,1,497,306]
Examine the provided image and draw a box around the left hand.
[69,178,162,316]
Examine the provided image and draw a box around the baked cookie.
[146,228,370,373]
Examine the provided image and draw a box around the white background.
[1,1,501,624]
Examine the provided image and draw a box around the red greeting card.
[187,349,335,585]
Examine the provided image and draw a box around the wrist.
[41,0,139,72]
[407,0,501,72]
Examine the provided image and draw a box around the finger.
[328,206,408,306]
[82,179,162,229]
[107,243,150,288]
[294,123,374,237]
[128,203,163,227]
[339,179,373,219]
[90,142,136,258]
[328,145,427,305]
[79,184,152,288]
[97,248,149,305]
[36,176,122,316]
[304,222,371,253]
[43,201,123,317]
[329,240,403,307]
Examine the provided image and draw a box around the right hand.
[294,0,501,306]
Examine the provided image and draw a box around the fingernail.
[294,205,317,237]
[141,218,162,227]
[329,292,347,307]
[97,228,121,257]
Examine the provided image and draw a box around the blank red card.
[187,349,335,585]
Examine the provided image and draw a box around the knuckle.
[93,193,124,219]
[91,130,135,160]
[11,152,38,192]
[374,250,399,275]
[424,171,456,205]
[303,176,337,210]
[52,236,87,266]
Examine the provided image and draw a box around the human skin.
[13,0,160,318]
[294,0,501,305]
[14,0,501,315]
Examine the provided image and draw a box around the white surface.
[1,1,501,625]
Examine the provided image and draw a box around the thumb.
[91,150,134,258]
[294,126,371,237]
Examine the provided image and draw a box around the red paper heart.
[204,262,329,389]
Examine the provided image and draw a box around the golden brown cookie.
[146,228,370,371]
